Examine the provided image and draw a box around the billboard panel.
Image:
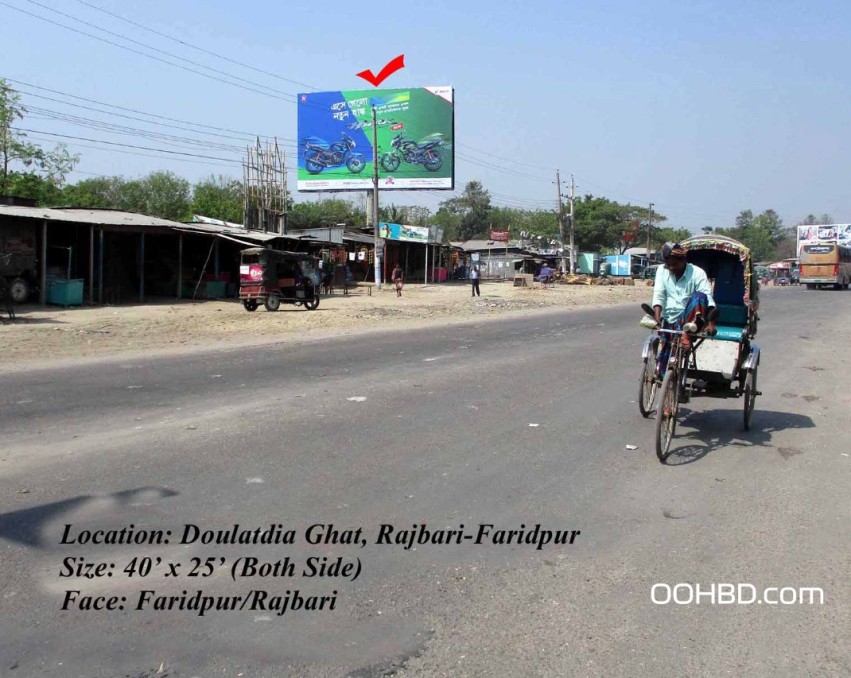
[297,86,454,191]
[796,224,851,256]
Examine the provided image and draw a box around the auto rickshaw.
[239,247,320,312]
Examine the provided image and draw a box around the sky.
[2,0,850,231]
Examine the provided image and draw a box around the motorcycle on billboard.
[302,132,366,175]
[380,131,444,172]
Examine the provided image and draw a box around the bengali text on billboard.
[297,86,454,192]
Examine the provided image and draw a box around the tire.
[303,296,320,310]
[423,150,443,171]
[304,153,324,175]
[743,367,757,431]
[243,299,258,312]
[264,294,280,312]
[655,368,680,462]
[380,153,401,172]
[8,277,29,303]
[638,346,658,418]
[346,155,365,174]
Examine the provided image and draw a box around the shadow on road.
[0,487,178,547]
[663,408,816,466]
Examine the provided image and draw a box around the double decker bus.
[799,243,851,289]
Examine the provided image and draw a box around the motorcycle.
[302,132,366,175]
[380,133,443,172]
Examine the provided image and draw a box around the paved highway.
[1,287,848,677]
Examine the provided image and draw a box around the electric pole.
[555,170,566,274]
[372,106,382,290]
[569,174,576,274]
[647,202,654,264]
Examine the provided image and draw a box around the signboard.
[489,229,510,242]
[797,223,851,255]
[297,86,454,192]
[378,222,429,243]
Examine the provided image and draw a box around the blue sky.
[2,0,850,230]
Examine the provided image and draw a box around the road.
[1,287,848,678]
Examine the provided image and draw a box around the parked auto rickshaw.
[239,248,320,312]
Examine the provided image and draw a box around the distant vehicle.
[790,267,800,285]
[800,243,851,289]
[643,264,660,280]
[775,276,789,286]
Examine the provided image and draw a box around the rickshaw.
[239,247,320,312]
[638,235,762,462]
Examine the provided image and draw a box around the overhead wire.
[72,0,317,90]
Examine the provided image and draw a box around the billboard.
[378,222,443,243]
[297,86,454,191]
[796,224,851,255]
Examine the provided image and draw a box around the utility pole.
[556,170,566,274]
[569,174,576,274]
[372,106,382,290]
[647,202,654,264]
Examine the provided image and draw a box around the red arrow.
[357,54,405,87]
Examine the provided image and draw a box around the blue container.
[46,278,84,307]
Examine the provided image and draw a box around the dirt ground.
[0,279,655,370]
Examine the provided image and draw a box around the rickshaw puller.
[652,243,717,379]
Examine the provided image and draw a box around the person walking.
[391,264,404,297]
[471,265,481,297]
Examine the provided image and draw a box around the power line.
[72,0,316,90]
[1,1,298,104]
[3,78,281,141]
[13,127,243,163]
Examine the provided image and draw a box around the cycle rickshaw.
[638,235,762,461]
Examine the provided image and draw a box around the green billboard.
[297,86,454,191]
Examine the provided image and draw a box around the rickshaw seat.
[713,303,748,342]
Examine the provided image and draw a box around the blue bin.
[46,278,84,307]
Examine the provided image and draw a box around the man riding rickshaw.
[638,236,761,462]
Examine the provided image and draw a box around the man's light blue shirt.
[652,263,714,322]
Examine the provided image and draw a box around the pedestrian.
[391,263,404,297]
[471,265,481,297]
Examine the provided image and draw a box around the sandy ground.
[0,279,655,369]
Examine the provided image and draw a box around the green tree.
[62,176,125,208]
[289,198,362,230]
[191,175,243,223]
[1,79,78,194]
[434,180,492,241]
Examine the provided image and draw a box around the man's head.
[662,242,687,276]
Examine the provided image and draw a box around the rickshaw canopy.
[680,235,757,306]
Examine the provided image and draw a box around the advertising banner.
[297,86,454,191]
[796,224,851,255]
[489,230,510,242]
[378,222,429,243]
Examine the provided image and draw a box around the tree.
[435,180,492,241]
[191,175,243,223]
[62,176,125,208]
[1,79,77,195]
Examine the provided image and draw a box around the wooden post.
[88,224,94,305]
[39,220,47,305]
[214,238,220,279]
[139,232,145,302]
[98,229,104,305]
[177,234,183,299]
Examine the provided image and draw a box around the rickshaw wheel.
[264,294,281,312]
[303,296,320,310]
[638,350,658,418]
[743,368,757,431]
[655,369,679,462]
[243,299,258,312]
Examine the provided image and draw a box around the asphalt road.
[1,287,848,678]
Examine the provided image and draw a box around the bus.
[799,243,851,289]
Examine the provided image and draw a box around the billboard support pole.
[569,174,576,274]
[371,106,382,290]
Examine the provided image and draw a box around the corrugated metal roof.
[343,232,377,244]
[0,205,187,228]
